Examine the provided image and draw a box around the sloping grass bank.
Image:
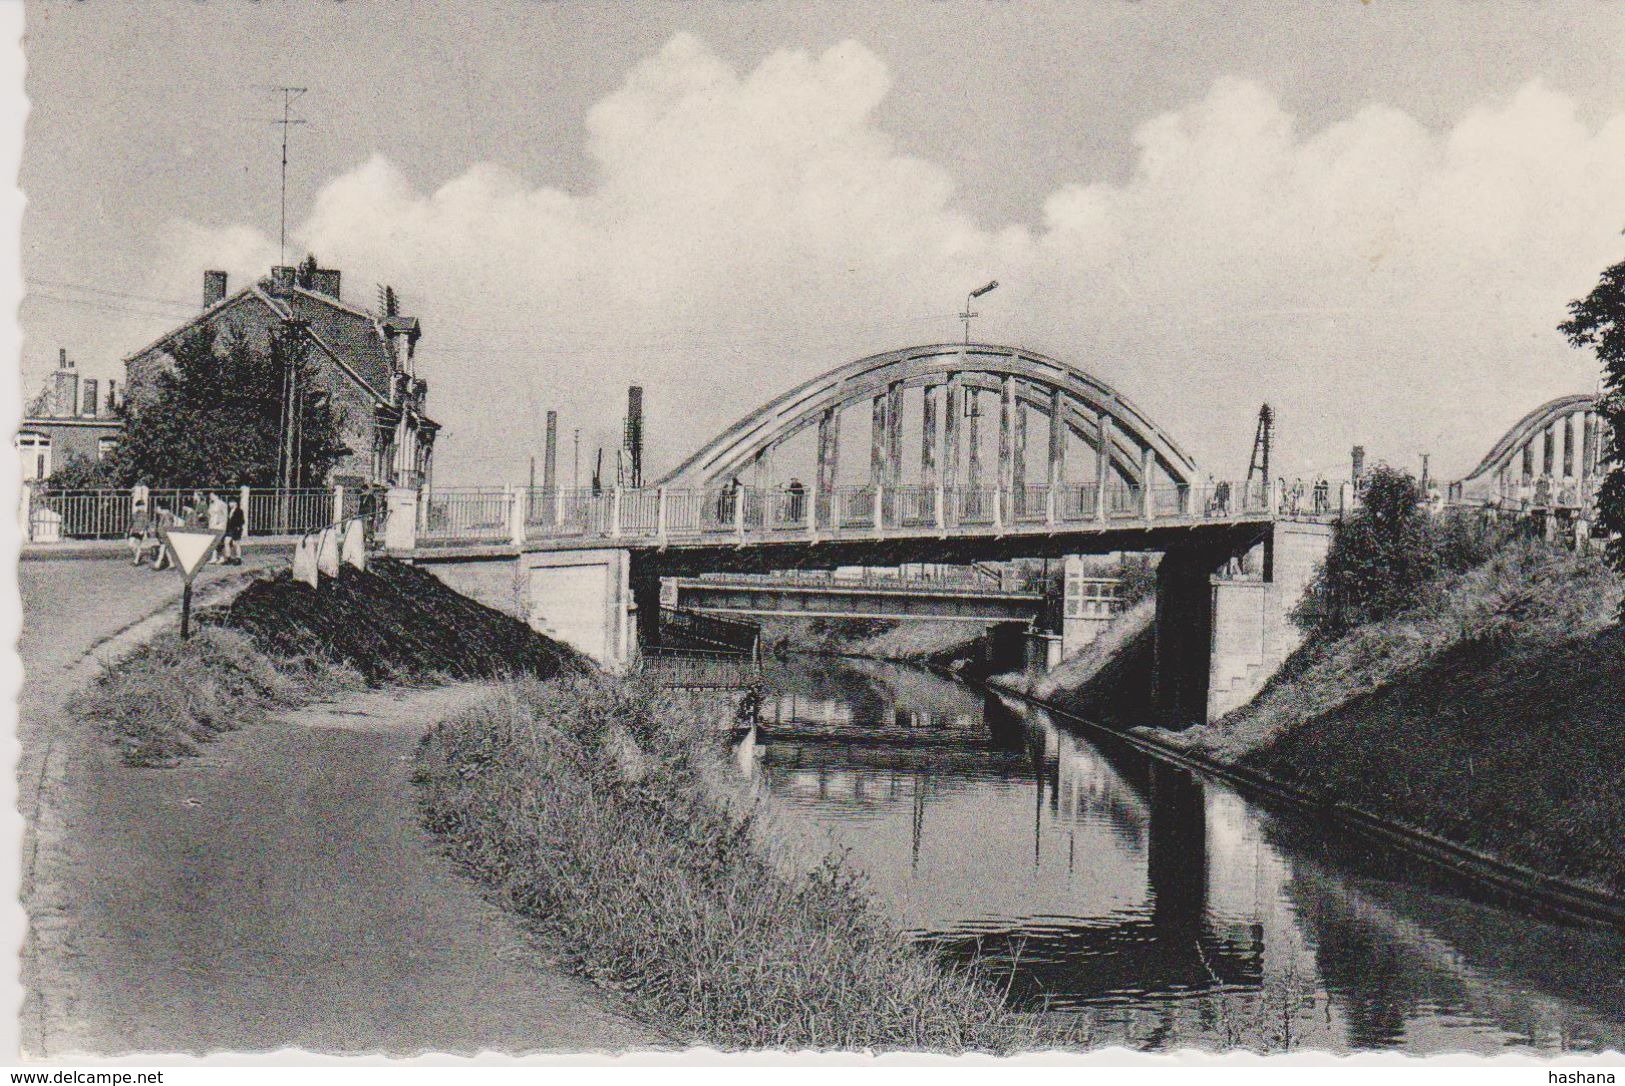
[74,559,579,766]
[414,673,1064,1052]
[1165,542,1625,897]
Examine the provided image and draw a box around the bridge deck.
[397,483,1277,562]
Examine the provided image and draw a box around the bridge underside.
[408,515,1314,728]
[405,517,1271,576]
[672,579,1046,622]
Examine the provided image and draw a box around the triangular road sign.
[159,526,223,583]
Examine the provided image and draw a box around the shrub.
[1294,466,1439,635]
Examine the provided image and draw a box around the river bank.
[1162,540,1624,905]
[25,557,646,1054]
[413,672,1074,1052]
[981,539,1624,927]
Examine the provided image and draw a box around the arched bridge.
[410,343,1272,560]
[1454,393,1607,511]
[394,342,1315,725]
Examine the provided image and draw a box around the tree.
[1293,465,1439,636]
[1559,259,1625,575]
[41,450,120,491]
[109,324,349,489]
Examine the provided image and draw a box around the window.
[97,435,118,461]
[16,431,51,482]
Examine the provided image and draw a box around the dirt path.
[31,679,657,1055]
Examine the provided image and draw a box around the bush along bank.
[73,559,582,767]
[1165,539,1625,903]
[414,673,1074,1052]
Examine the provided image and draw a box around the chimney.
[623,386,644,488]
[1351,445,1366,483]
[81,378,98,418]
[543,410,558,491]
[105,378,118,413]
[309,268,341,300]
[269,266,297,295]
[203,270,228,308]
[52,351,77,417]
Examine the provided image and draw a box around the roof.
[123,280,434,427]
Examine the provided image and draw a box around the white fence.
[21,485,363,545]
[407,478,1278,550]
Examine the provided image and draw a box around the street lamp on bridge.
[960,280,999,344]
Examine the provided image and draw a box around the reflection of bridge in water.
[749,678,1265,1009]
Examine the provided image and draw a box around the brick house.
[16,348,124,482]
[123,263,439,490]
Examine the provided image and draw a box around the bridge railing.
[420,487,511,544]
[638,647,762,691]
[402,478,1277,551]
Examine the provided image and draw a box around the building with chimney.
[122,261,439,490]
[16,348,124,482]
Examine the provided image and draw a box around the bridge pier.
[1150,519,1333,727]
[1151,545,1220,725]
[1205,519,1333,722]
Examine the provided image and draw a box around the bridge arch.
[657,343,1202,497]
[1456,393,1605,506]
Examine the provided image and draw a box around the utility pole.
[267,87,307,268]
[573,428,581,491]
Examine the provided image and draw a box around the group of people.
[1281,477,1335,516]
[126,485,246,569]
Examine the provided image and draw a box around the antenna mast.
[268,87,307,267]
[1246,403,1274,491]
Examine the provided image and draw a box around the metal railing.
[659,605,761,658]
[386,477,1289,552]
[419,487,510,544]
[638,647,762,690]
[681,568,1033,595]
[23,485,348,543]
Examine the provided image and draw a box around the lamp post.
[960,280,999,344]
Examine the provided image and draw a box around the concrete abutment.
[1150,519,1332,727]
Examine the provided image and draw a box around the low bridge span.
[670,574,1048,623]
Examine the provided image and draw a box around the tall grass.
[415,673,1069,1052]
[70,626,364,766]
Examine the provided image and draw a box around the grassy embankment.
[73,559,577,766]
[415,673,1071,1051]
[1162,540,1625,897]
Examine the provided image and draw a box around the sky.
[18,0,1625,485]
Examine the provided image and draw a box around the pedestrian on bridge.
[785,478,806,523]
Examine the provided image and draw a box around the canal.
[737,656,1624,1053]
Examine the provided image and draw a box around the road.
[20,557,655,1056]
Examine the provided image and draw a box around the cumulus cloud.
[148,36,1625,484]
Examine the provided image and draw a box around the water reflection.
[740,657,1625,1053]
